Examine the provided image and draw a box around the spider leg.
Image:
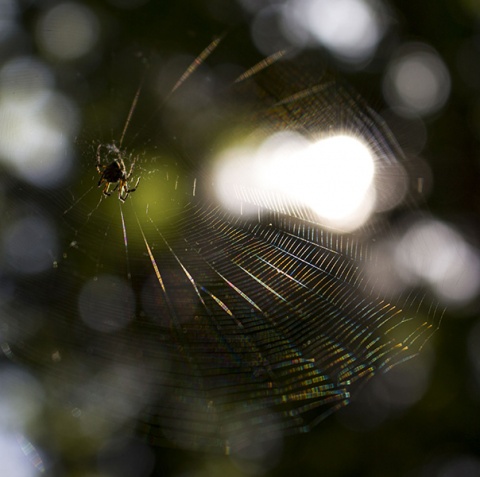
[118,180,127,202]
[127,177,140,193]
[96,144,105,174]
[126,155,137,178]
[119,177,140,202]
[102,182,112,197]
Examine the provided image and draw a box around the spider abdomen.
[100,160,126,184]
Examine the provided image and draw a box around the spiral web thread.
[130,55,439,451]
[24,44,441,454]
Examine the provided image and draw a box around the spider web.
[6,44,440,454]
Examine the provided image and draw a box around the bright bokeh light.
[228,411,283,474]
[283,0,384,64]
[395,219,480,305]
[71,362,155,438]
[383,43,451,117]
[78,274,136,333]
[0,57,78,187]
[243,0,387,63]
[0,367,45,430]
[339,350,433,431]
[0,432,42,477]
[35,2,100,61]
[0,55,54,99]
[16,435,45,474]
[366,217,480,307]
[214,132,376,231]
[3,215,58,275]
[259,134,375,221]
[282,0,386,64]
[251,5,292,55]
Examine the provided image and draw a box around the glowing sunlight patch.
[214,132,376,230]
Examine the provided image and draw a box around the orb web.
[3,42,440,454]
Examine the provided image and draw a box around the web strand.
[50,42,441,453]
[168,35,224,98]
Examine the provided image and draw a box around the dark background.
[2,0,480,476]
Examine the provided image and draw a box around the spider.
[96,143,140,202]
